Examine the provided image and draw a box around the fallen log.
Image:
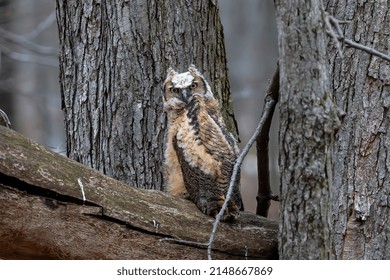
[0,126,278,259]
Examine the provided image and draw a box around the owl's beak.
[179,89,189,102]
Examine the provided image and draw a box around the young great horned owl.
[163,65,243,220]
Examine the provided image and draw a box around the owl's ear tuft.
[188,65,202,76]
[166,67,178,81]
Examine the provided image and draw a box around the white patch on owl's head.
[171,72,195,89]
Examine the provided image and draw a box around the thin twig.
[324,13,344,59]
[207,66,280,259]
[0,26,57,55]
[25,11,56,40]
[0,10,58,67]
[325,13,390,62]
[0,109,11,128]
[343,37,390,62]
[159,238,209,249]
[328,14,346,37]
[77,178,86,202]
[0,45,58,67]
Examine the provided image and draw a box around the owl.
[163,65,243,221]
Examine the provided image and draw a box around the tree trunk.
[0,0,13,128]
[275,0,340,259]
[56,0,238,190]
[325,0,390,259]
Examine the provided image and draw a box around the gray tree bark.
[56,0,238,190]
[325,0,390,259]
[275,0,341,259]
[0,0,14,127]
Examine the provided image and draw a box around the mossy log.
[0,126,278,259]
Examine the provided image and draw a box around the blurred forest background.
[0,0,279,219]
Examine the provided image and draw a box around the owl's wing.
[173,101,243,219]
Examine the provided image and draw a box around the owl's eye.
[189,82,198,90]
[170,87,179,94]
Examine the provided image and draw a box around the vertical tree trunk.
[275,0,340,259]
[56,0,238,190]
[0,0,13,127]
[325,0,390,259]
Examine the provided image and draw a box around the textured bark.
[0,0,13,129]
[325,0,390,259]
[0,127,278,259]
[275,1,340,259]
[55,0,238,190]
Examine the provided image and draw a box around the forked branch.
[208,64,280,259]
[325,12,390,62]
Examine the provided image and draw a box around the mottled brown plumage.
[163,66,242,220]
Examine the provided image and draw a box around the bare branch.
[0,109,11,128]
[0,10,57,67]
[256,64,279,217]
[0,45,58,67]
[207,64,280,258]
[343,37,390,62]
[0,26,57,55]
[325,13,390,62]
[159,238,208,249]
[324,13,344,59]
[25,11,57,40]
